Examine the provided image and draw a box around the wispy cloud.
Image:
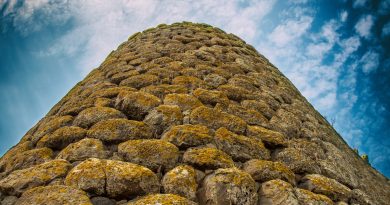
[355,15,374,39]
[353,0,367,8]
[2,0,276,74]
[360,50,380,74]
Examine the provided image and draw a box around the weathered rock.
[1,196,17,205]
[73,107,126,128]
[183,147,234,170]
[275,147,321,174]
[143,105,183,135]
[90,196,116,205]
[36,126,87,149]
[161,124,213,148]
[294,188,334,205]
[190,106,247,134]
[259,179,299,205]
[2,147,53,173]
[56,138,109,162]
[164,93,203,111]
[199,168,258,205]
[214,128,270,162]
[349,189,376,205]
[172,76,207,90]
[141,84,188,99]
[127,194,196,205]
[241,100,275,120]
[65,158,160,198]
[162,165,198,201]
[115,91,161,120]
[118,139,179,171]
[119,74,159,89]
[0,159,71,196]
[87,119,153,143]
[246,125,287,148]
[299,174,352,202]
[193,88,229,106]
[15,185,92,205]
[243,159,295,185]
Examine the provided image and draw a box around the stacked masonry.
[0,22,389,205]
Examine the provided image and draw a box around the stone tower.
[0,22,389,205]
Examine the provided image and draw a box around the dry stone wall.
[0,22,389,205]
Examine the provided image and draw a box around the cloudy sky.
[1,0,389,177]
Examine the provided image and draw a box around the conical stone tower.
[0,22,389,205]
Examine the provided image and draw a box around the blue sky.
[1,0,389,177]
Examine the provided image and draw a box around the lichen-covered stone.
[259,179,299,205]
[241,100,275,120]
[90,196,116,205]
[144,105,183,135]
[199,168,257,205]
[193,88,229,106]
[299,174,352,202]
[275,148,321,174]
[115,90,161,120]
[118,139,179,171]
[65,158,160,198]
[141,84,188,99]
[350,189,376,205]
[15,185,92,205]
[30,115,74,143]
[119,74,160,89]
[87,119,153,143]
[161,124,212,148]
[190,106,247,134]
[247,125,287,148]
[294,188,333,205]
[183,147,234,170]
[0,159,71,196]
[73,107,126,128]
[2,147,53,173]
[36,126,87,149]
[172,75,207,90]
[56,138,109,162]
[243,159,295,185]
[163,94,203,111]
[127,194,197,205]
[214,128,270,162]
[219,103,268,127]
[162,165,198,201]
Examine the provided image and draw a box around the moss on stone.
[37,126,87,149]
[115,90,161,120]
[119,74,160,89]
[189,106,247,134]
[246,125,287,148]
[118,139,179,171]
[183,147,234,170]
[243,159,295,185]
[73,107,126,128]
[162,165,198,201]
[163,93,203,111]
[87,118,153,143]
[193,88,229,106]
[161,124,212,148]
[141,84,188,99]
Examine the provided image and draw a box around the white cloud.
[3,0,276,74]
[268,16,313,47]
[340,11,348,22]
[360,50,380,74]
[382,22,390,36]
[354,15,374,39]
[353,0,367,8]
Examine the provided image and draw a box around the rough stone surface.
[243,159,295,185]
[15,185,92,205]
[299,174,352,202]
[1,22,389,204]
[56,138,109,162]
[118,139,179,172]
[183,147,235,170]
[199,168,257,205]
[161,124,213,148]
[0,159,71,196]
[127,194,196,205]
[87,118,153,143]
[294,188,333,205]
[65,158,159,199]
[162,165,198,201]
[259,179,299,205]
